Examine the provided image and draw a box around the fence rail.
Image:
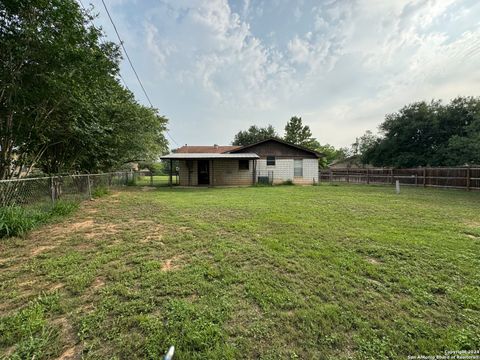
[0,171,178,209]
[319,167,480,190]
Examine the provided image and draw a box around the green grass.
[133,175,177,187]
[0,184,479,359]
[0,201,79,238]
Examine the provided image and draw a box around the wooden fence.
[319,167,480,191]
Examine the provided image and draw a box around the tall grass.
[0,201,79,238]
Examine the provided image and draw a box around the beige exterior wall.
[211,159,254,185]
[178,158,318,186]
[178,160,198,186]
[178,159,254,186]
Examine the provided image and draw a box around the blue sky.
[87,0,480,148]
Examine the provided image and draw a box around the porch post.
[252,159,257,185]
[211,159,214,186]
[169,159,173,188]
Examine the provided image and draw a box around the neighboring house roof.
[175,145,240,154]
[161,153,260,160]
[328,155,373,168]
[229,138,323,158]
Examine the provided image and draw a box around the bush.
[0,201,78,238]
[92,186,110,198]
[0,207,44,238]
[279,179,295,186]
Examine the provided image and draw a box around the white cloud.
[94,0,480,147]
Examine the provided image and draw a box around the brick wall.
[178,160,198,186]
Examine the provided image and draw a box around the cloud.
[93,0,480,147]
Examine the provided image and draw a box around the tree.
[0,0,168,178]
[284,116,317,148]
[232,125,278,146]
[363,97,480,167]
[316,144,348,168]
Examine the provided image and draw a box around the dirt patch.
[141,186,155,191]
[366,257,382,265]
[57,346,80,360]
[31,245,56,256]
[18,279,36,287]
[465,233,479,240]
[91,277,105,290]
[69,220,95,231]
[51,283,65,291]
[53,317,80,360]
[464,220,480,228]
[161,256,183,272]
[83,223,120,240]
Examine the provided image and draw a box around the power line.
[77,0,131,92]
[100,0,153,107]
[100,0,179,147]
[78,0,179,147]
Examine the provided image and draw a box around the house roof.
[160,153,259,160]
[175,145,240,154]
[229,138,323,158]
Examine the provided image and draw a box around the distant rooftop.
[161,153,259,160]
[175,145,240,154]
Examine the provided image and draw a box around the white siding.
[256,158,318,184]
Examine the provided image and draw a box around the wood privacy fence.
[319,167,480,191]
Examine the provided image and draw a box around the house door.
[197,160,210,185]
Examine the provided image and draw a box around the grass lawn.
[0,184,479,359]
[134,175,177,186]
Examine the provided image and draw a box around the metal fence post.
[150,171,154,186]
[50,176,56,205]
[87,174,92,199]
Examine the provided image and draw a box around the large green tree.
[284,116,318,149]
[363,97,480,167]
[0,0,168,178]
[232,125,278,146]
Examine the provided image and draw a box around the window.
[267,156,276,166]
[294,159,303,177]
[239,159,249,170]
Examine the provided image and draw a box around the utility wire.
[100,0,153,107]
[78,0,180,147]
[100,0,179,146]
[77,0,131,92]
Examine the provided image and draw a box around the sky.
[87,0,480,149]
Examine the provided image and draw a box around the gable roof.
[175,145,240,154]
[228,138,322,158]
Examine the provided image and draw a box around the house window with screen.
[294,159,303,177]
[239,159,249,170]
[267,156,276,166]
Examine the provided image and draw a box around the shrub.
[92,186,110,198]
[0,201,78,238]
[279,179,295,186]
[0,207,44,238]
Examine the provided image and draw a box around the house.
[328,155,373,169]
[160,138,321,186]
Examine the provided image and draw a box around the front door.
[197,160,210,185]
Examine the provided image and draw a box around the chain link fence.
[0,172,135,208]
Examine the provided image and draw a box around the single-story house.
[160,138,321,186]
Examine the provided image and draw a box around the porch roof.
[160,153,259,160]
